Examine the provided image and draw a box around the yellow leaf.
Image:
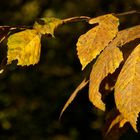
[120,118,128,128]
[112,25,140,48]
[77,14,119,69]
[33,17,63,36]
[59,79,88,119]
[115,43,140,132]
[89,44,123,111]
[7,29,41,66]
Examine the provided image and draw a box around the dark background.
[0,0,140,140]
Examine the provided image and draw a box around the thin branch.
[0,25,32,30]
[62,16,91,24]
[108,24,140,49]
[115,10,140,17]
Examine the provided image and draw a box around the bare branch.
[115,10,140,17]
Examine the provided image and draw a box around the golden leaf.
[7,29,41,66]
[115,44,140,132]
[77,14,119,69]
[89,44,123,111]
[33,17,63,36]
[59,79,88,119]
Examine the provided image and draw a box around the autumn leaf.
[33,17,63,36]
[7,29,41,66]
[89,43,123,111]
[115,43,140,132]
[59,79,88,119]
[77,14,119,69]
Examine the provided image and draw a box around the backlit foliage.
[0,13,140,139]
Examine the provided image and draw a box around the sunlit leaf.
[77,14,119,69]
[33,17,63,36]
[115,44,140,132]
[89,44,123,111]
[60,79,88,119]
[112,25,140,48]
[7,29,41,66]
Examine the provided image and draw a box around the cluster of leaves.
[0,13,140,139]
[60,14,140,137]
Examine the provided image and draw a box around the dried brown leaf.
[115,43,140,132]
[59,79,88,119]
[77,14,119,69]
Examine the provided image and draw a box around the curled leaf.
[77,14,119,69]
[7,29,41,66]
[115,43,140,132]
[33,17,63,36]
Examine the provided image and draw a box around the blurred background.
[0,0,140,140]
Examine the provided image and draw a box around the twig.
[62,16,91,24]
[115,10,140,17]
[0,25,32,30]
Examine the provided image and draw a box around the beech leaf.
[77,14,119,69]
[7,29,41,66]
[89,44,123,111]
[115,43,140,132]
[33,17,63,36]
[59,79,88,119]
[112,25,140,48]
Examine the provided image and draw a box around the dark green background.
[0,0,140,139]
